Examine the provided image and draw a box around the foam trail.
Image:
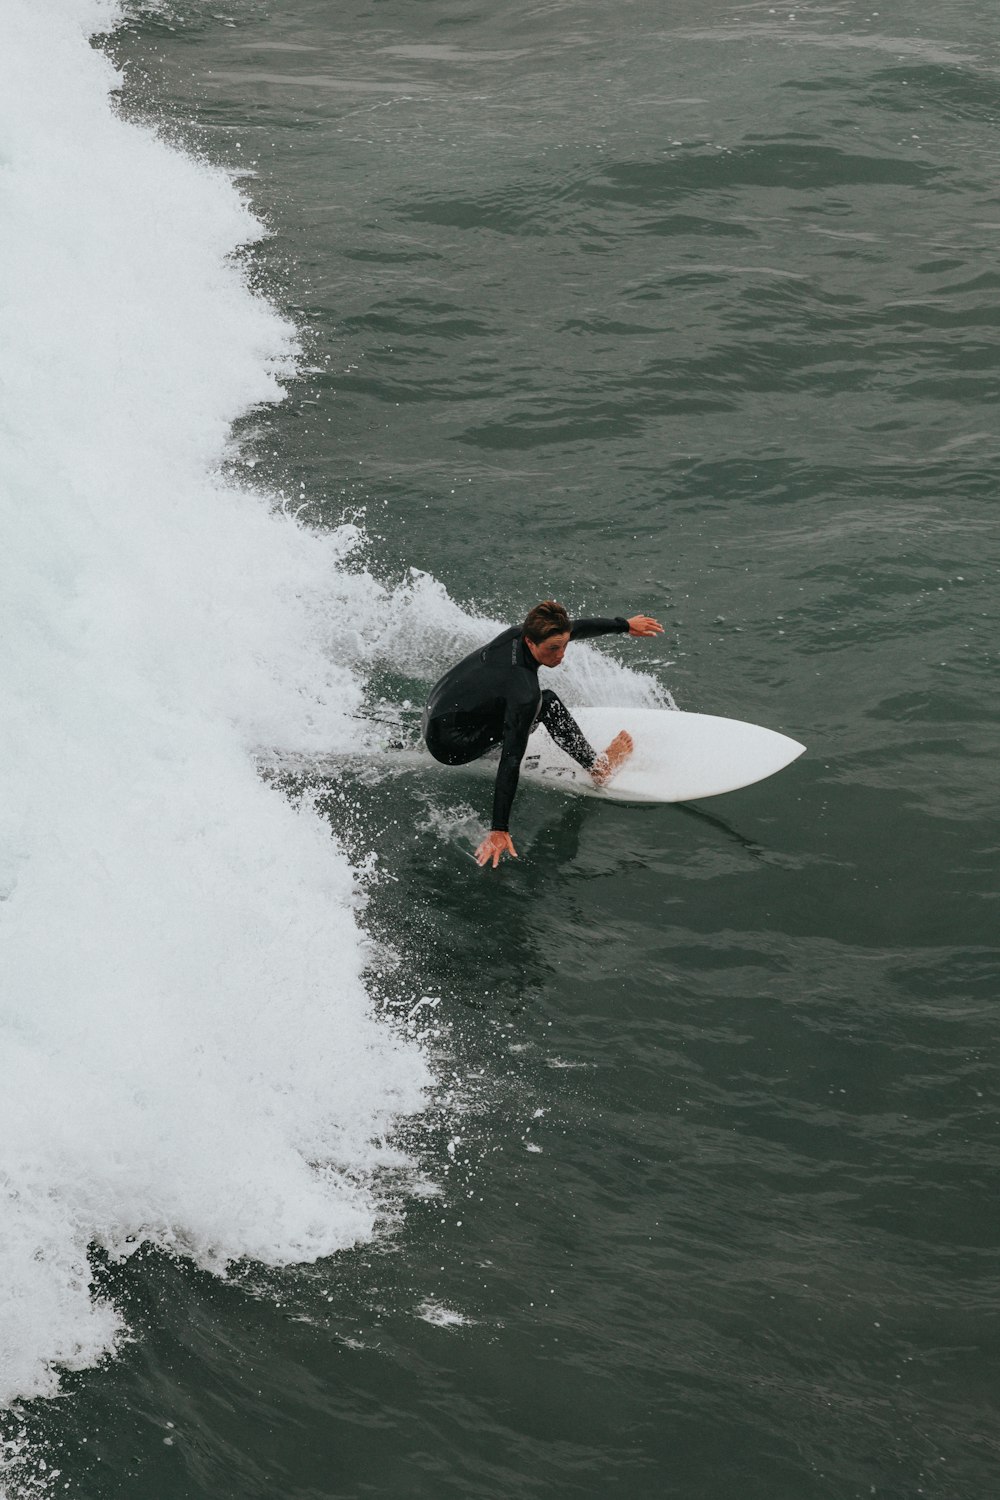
[0,0,430,1409]
[322,563,674,710]
[0,0,670,1423]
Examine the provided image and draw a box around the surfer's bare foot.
[591,730,633,786]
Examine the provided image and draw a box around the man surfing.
[422,600,663,868]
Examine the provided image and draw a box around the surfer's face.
[527,630,570,668]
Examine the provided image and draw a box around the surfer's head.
[523,600,571,667]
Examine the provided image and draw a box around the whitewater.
[0,0,665,1418]
[0,0,440,1409]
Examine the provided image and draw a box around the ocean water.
[1,0,997,1496]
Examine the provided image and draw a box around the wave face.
[0,0,668,1415]
[0,0,433,1406]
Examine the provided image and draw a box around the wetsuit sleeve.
[569,617,630,640]
[490,698,536,832]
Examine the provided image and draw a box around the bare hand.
[475,831,518,869]
[627,614,663,637]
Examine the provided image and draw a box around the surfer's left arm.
[626,614,663,637]
[570,614,664,640]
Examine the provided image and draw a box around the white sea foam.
[0,0,669,1419]
[0,0,431,1409]
[415,1300,475,1328]
[321,561,673,709]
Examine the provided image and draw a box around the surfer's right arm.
[475,830,518,868]
[474,697,533,868]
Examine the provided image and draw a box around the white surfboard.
[274,706,804,805]
[486,706,805,803]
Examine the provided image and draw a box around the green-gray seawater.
[5,0,999,1495]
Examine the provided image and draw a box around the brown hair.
[523,599,570,643]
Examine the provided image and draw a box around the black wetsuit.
[422,618,630,832]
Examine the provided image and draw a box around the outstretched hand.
[627,614,664,637]
[475,830,518,869]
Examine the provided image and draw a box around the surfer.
[422,601,663,868]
